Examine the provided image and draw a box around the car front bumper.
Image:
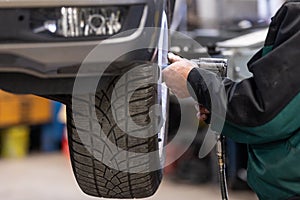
[0,0,167,95]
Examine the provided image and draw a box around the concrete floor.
[0,153,257,200]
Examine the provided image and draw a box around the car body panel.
[0,0,169,95]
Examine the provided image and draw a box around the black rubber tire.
[66,64,162,198]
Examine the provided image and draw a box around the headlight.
[31,6,128,37]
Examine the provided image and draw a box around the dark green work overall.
[188,1,300,199]
[224,1,300,199]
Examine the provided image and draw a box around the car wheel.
[66,64,164,198]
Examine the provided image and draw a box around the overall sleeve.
[188,44,300,145]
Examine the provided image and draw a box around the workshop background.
[0,0,284,199]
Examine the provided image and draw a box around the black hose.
[217,135,229,200]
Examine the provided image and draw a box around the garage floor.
[0,153,257,200]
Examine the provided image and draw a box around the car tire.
[66,64,164,198]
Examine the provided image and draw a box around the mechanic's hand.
[162,53,196,98]
[195,103,210,122]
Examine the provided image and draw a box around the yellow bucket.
[1,126,30,158]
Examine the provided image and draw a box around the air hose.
[217,135,229,200]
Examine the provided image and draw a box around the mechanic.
[163,1,300,200]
